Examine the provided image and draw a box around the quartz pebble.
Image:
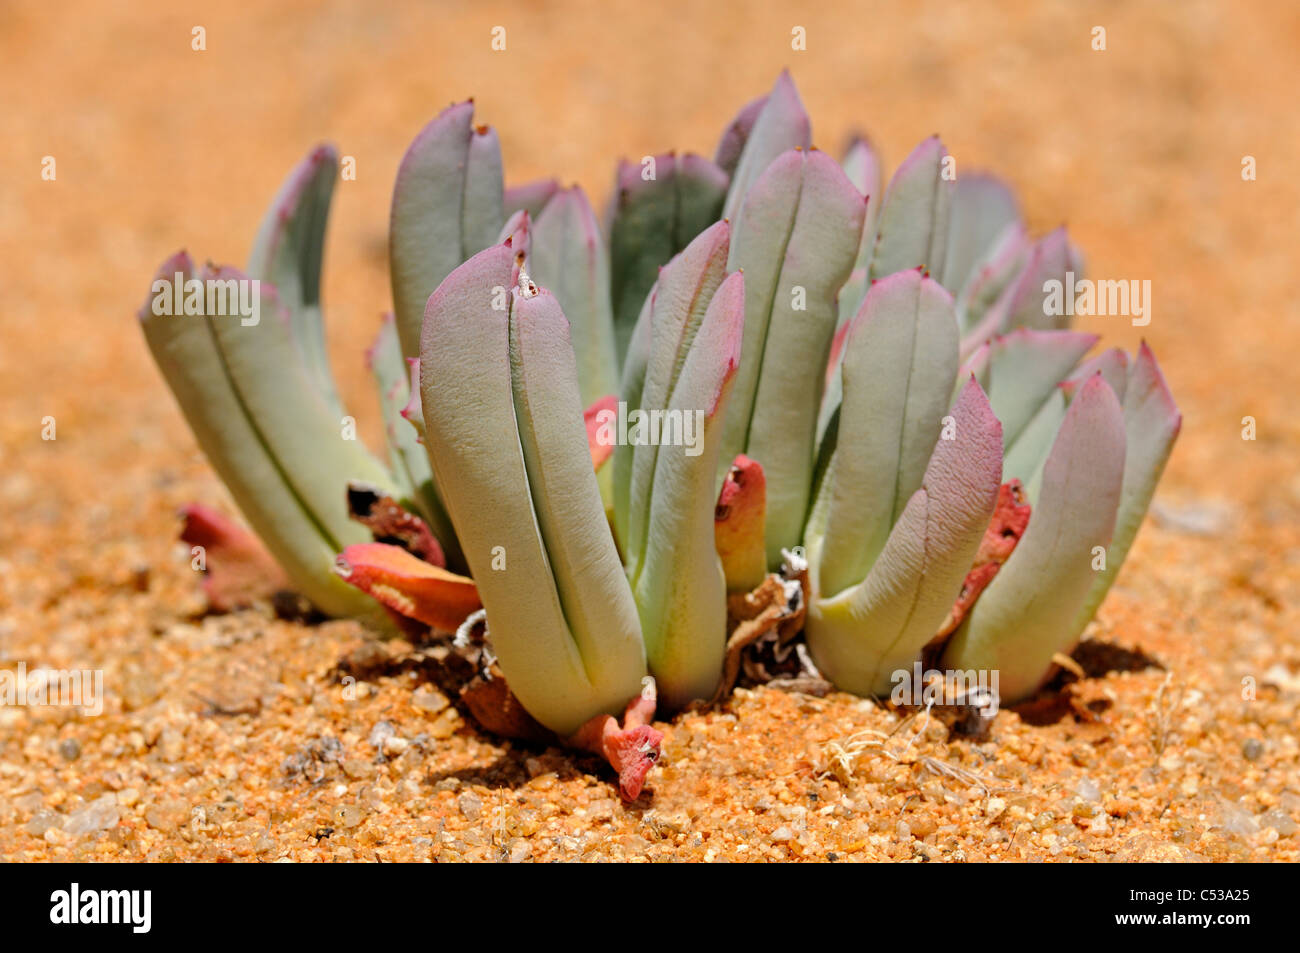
[25,810,61,838]
[63,794,119,835]
[458,792,483,822]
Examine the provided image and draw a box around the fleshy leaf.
[509,287,647,718]
[612,289,654,550]
[632,271,744,710]
[390,101,504,359]
[1068,342,1181,635]
[805,377,1003,696]
[503,177,559,219]
[399,357,426,442]
[714,454,768,592]
[530,186,620,406]
[366,316,461,568]
[838,137,882,319]
[1000,386,1066,495]
[721,70,811,221]
[957,223,1030,351]
[714,93,766,178]
[366,314,418,498]
[248,144,342,416]
[139,253,376,618]
[335,542,479,633]
[722,149,867,566]
[608,153,728,365]
[964,327,1098,450]
[420,244,644,735]
[868,136,953,282]
[496,208,532,263]
[807,270,960,598]
[980,227,1073,338]
[205,265,397,551]
[932,480,1032,644]
[1066,346,1130,403]
[940,374,1126,700]
[816,312,855,447]
[999,345,1126,496]
[940,173,1021,294]
[625,221,731,583]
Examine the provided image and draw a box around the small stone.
[1259,808,1297,837]
[145,799,188,831]
[382,735,409,757]
[340,758,371,780]
[458,792,483,822]
[158,728,185,763]
[58,738,82,761]
[44,826,74,847]
[368,720,396,752]
[908,816,936,838]
[985,797,1007,819]
[412,688,449,715]
[63,794,119,835]
[428,709,461,740]
[516,810,542,837]
[117,788,140,808]
[25,809,61,838]
[333,804,364,829]
[1242,738,1264,761]
[1075,776,1101,802]
[506,839,531,863]
[770,826,794,843]
[1072,798,1101,818]
[1216,798,1259,836]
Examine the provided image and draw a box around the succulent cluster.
[140,71,1179,798]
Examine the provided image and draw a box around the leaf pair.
[941,341,1181,697]
[805,271,1002,695]
[418,244,647,735]
[140,148,403,623]
[616,223,745,709]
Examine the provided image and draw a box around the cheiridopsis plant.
[140,69,1178,799]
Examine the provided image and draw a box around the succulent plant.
[140,70,1179,798]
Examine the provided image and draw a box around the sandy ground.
[1,0,1297,861]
